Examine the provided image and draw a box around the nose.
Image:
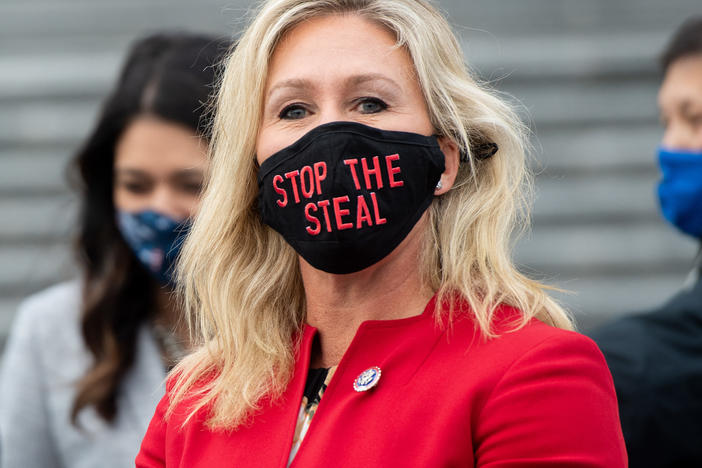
[148,185,188,221]
[315,100,350,127]
[662,120,696,150]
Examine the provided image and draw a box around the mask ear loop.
[461,142,498,162]
[432,132,498,162]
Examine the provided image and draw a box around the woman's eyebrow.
[114,168,149,178]
[266,78,315,100]
[170,169,205,181]
[344,73,402,93]
[266,73,402,99]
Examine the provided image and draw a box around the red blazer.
[137,297,627,467]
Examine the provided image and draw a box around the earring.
[435,180,443,191]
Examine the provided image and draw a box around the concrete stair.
[1,0,701,348]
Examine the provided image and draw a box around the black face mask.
[257,121,445,274]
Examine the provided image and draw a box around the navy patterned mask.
[116,210,191,285]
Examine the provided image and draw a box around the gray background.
[1,0,701,349]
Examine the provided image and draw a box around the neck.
[154,287,190,348]
[302,220,433,368]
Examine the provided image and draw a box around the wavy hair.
[661,16,702,73]
[171,0,573,428]
[69,32,229,425]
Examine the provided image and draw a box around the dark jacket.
[591,262,702,468]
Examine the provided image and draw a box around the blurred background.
[1,0,700,350]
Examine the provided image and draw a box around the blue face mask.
[116,210,191,286]
[657,147,702,239]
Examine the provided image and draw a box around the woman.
[0,33,228,467]
[137,1,627,466]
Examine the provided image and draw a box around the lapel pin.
[353,366,382,392]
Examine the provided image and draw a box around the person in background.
[0,32,228,468]
[137,0,626,466]
[591,17,702,468]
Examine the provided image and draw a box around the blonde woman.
[137,0,626,466]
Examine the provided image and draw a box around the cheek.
[165,188,203,220]
[113,186,124,209]
[663,118,701,150]
[255,127,280,165]
[113,186,144,212]
[184,193,203,218]
[256,125,311,165]
[412,114,435,136]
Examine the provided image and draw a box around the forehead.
[266,14,416,90]
[115,116,207,170]
[658,54,702,109]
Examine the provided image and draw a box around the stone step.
[550,272,694,331]
[0,83,659,150]
[0,99,99,145]
[463,32,666,81]
[532,172,660,221]
[0,152,74,195]
[0,53,120,101]
[516,222,698,273]
[0,297,24,350]
[0,31,668,102]
[0,196,77,241]
[0,0,241,41]
[2,0,699,352]
[0,164,664,239]
[535,124,662,171]
[0,123,662,194]
[2,272,686,347]
[0,217,692,292]
[1,0,698,41]
[0,244,76,295]
[444,0,702,37]
[0,255,692,346]
[502,78,658,128]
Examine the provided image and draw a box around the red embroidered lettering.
[332,196,353,230]
[385,154,403,188]
[356,195,373,229]
[343,159,361,190]
[362,156,383,190]
[284,170,301,204]
[304,203,321,235]
[313,162,327,195]
[273,174,287,207]
[318,199,333,233]
[300,166,315,199]
[370,192,387,225]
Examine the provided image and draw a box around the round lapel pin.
[353,366,382,392]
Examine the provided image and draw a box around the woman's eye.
[279,104,308,120]
[179,182,203,195]
[356,97,387,114]
[120,181,150,194]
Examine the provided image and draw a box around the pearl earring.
[435,180,443,191]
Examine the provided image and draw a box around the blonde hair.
[171,0,573,428]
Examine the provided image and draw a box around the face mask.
[257,121,445,274]
[657,147,702,238]
[116,210,191,285]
